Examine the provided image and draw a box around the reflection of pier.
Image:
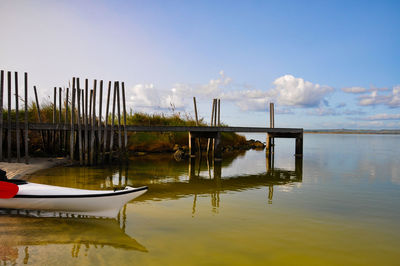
[0,212,147,264]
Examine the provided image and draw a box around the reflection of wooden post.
[24,72,28,164]
[0,71,3,161]
[188,132,196,157]
[295,133,303,156]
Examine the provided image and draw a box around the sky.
[1,0,400,129]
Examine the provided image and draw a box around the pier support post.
[295,155,303,180]
[266,133,272,154]
[295,134,303,156]
[214,132,222,160]
[188,132,197,157]
[188,157,196,178]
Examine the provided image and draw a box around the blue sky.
[1,0,400,129]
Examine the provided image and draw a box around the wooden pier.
[0,70,303,165]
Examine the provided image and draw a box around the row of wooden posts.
[191,97,222,158]
[0,70,129,165]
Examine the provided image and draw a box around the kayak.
[0,180,148,218]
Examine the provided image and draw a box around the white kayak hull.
[0,182,148,218]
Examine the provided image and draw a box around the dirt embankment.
[0,157,70,179]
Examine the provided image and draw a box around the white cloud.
[341,86,367,93]
[272,75,333,107]
[361,113,400,121]
[358,85,400,107]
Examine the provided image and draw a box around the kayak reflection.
[0,210,147,264]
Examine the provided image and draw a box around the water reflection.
[0,209,147,264]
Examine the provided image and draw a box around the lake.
[1,134,399,265]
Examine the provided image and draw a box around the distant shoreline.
[304,130,400,135]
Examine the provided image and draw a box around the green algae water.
[1,134,400,265]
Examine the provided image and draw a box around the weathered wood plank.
[116,82,122,151]
[109,81,117,161]
[76,78,83,165]
[7,71,11,162]
[33,86,45,150]
[98,80,103,155]
[70,79,76,160]
[90,80,96,165]
[84,79,89,165]
[24,72,28,164]
[0,70,3,161]
[15,72,20,162]
[103,81,111,158]
[121,82,127,152]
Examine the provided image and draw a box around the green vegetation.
[2,103,247,154]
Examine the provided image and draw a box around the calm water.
[1,134,400,265]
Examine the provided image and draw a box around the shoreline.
[0,157,70,180]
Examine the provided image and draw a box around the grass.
[2,102,247,154]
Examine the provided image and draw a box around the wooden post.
[90,80,97,165]
[7,71,11,162]
[269,102,274,147]
[193,97,201,152]
[295,134,303,156]
[84,79,89,165]
[24,72,28,164]
[70,79,76,160]
[0,70,3,161]
[76,78,83,165]
[15,72,20,162]
[116,82,122,153]
[53,87,56,152]
[98,80,103,155]
[217,99,220,126]
[109,81,117,161]
[64,87,69,153]
[121,82,127,153]
[188,132,196,157]
[58,87,62,153]
[207,99,216,154]
[103,81,111,159]
[33,86,45,150]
